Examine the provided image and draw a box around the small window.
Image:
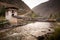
[12,10,14,13]
[12,14,14,16]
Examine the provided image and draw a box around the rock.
[0,22,54,40]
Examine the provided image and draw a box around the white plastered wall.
[5,9,18,25]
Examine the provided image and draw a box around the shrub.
[48,26,60,40]
[0,5,6,17]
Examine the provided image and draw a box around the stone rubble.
[0,22,54,40]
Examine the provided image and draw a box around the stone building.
[5,7,18,25]
[0,1,30,25]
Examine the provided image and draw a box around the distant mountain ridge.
[32,0,60,18]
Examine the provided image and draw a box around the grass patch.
[0,16,5,21]
[48,23,60,40]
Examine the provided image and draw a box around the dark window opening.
[12,10,14,13]
[12,14,14,16]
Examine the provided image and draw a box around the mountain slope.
[32,0,60,18]
[0,0,31,14]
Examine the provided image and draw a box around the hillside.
[0,0,31,15]
[32,0,60,18]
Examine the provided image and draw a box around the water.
[0,22,54,40]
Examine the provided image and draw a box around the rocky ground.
[0,22,54,40]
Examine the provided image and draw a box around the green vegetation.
[49,14,56,19]
[0,5,7,27]
[0,5,6,17]
[48,23,60,40]
[49,12,60,19]
[0,16,5,21]
[0,19,9,28]
[26,11,40,18]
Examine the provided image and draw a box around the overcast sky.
[22,0,49,9]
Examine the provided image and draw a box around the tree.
[0,5,6,17]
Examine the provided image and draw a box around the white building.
[5,7,18,25]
